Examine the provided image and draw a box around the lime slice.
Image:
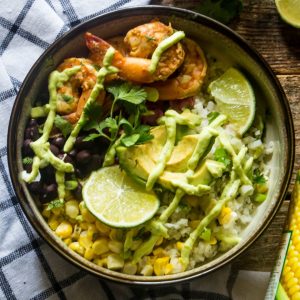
[208,68,255,136]
[275,0,300,28]
[83,166,159,228]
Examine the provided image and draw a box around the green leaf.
[207,111,220,124]
[23,157,33,165]
[195,0,243,24]
[121,134,141,147]
[119,118,134,135]
[214,148,231,168]
[83,133,101,142]
[99,117,118,137]
[54,115,73,137]
[136,133,154,144]
[46,199,64,211]
[83,101,102,121]
[253,169,266,184]
[107,82,147,105]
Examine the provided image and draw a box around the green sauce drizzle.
[149,31,185,74]
[63,47,119,153]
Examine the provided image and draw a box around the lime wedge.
[275,0,300,28]
[83,166,159,228]
[208,68,255,136]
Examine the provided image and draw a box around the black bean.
[40,166,55,184]
[24,163,32,173]
[51,136,65,149]
[73,182,83,200]
[58,153,74,165]
[75,136,95,150]
[22,139,34,156]
[28,119,38,127]
[76,150,91,165]
[90,154,103,170]
[28,181,42,194]
[50,144,60,156]
[75,167,87,179]
[39,183,58,203]
[25,126,39,141]
[69,149,77,158]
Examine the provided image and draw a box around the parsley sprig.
[83,82,153,148]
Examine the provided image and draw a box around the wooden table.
[153,0,300,272]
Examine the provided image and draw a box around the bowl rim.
[7,5,295,285]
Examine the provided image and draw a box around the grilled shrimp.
[150,38,207,100]
[56,58,105,123]
[85,22,185,83]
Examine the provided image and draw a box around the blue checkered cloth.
[0,0,271,299]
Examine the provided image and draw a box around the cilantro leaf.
[46,199,64,211]
[195,0,243,24]
[253,169,266,184]
[54,115,73,137]
[214,148,231,168]
[83,101,102,121]
[207,111,220,124]
[107,82,147,106]
[23,157,33,165]
[121,134,141,147]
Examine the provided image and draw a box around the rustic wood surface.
[153,0,300,271]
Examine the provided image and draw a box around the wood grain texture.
[151,0,300,271]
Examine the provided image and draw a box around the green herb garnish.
[46,199,64,211]
[195,0,243,24]
[214,148,231,168]
[54,115,73,137]
[253,169,266,184]
[22,157,33,165]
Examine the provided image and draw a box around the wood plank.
[153,0,300,75]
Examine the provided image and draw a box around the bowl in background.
[7,6,294,285]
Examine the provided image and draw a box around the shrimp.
[85,22,185,83]
[149,38,207,100]
[56,58,105,123]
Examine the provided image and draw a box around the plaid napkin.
[0,0,271,299]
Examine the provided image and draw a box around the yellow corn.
[65,200,79,219]
[165,263,173,275]
[79,201,96,223]
[189,220,200,229]
[69,242,85,255]
[94,257,108,267]
[55,221,73,238]
[63,238,72,246]
[176,242,184,251]
[42,206,51,218]
[78,231,93,249]
[92,238,109,255]
[153,257,170,276]
[280,172,300,299]
[108,240,123,254]
[48,216,59,231]
[140,264,153,276]
[95,221,110,235]
[218,207,232,225]
[84,248,94,261]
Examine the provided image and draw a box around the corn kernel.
[79,231,93,249]
[52,207,63,216]
[140,265,153,276]
[153,247,167,257]
[94,258,107,267]
[80,222,89,230]
[176,242,184,251]
[108,240,123,254]
[92,238,109,255]
[63,238,72,246]
[153,257,170,276]
[292,292,300,300]
[87,224,97,239]
[84,248,94,261]
[123,262,137,275]
[109,229,123,241]
[165,263,173,275]
[131,240,142,251]
[107,254,124,270]
[69,242,85,255]
[218,207,232,225]
[95,221,110,235]
[42,207,51,218]
[155,236,164,246]
[65,200,79,219]
[55,221,73,239]
[209,236,218,245]
[48,217,59,231]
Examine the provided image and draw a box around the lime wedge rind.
[275,0,300,28]
[83,166,160,228]
[208,68,256,136]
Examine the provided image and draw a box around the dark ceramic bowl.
[8,6,294,285]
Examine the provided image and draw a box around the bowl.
[8,6,294,285]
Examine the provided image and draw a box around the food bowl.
[7,6,294,285]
